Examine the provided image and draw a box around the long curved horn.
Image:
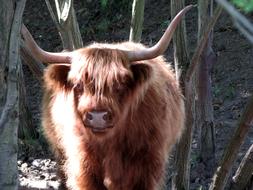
[125,5,193,62]
[21,24,72,64]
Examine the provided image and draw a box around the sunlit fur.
[42,42,185,190]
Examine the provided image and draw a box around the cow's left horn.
[125,5,193,62]
[21,24,73,64]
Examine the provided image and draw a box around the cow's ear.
[130,63,152,85]
[44,64,71,91]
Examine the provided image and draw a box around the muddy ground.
[19,0,253,189]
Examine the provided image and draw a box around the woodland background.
[0,0,252,190]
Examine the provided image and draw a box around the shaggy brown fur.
[42,42,185,190]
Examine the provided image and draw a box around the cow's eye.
[115,84,127,99]
[74,82,84,94]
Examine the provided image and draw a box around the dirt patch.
[20,0,253,189]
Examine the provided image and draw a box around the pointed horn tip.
[186,4,194,8]
[182,4,194,13]
[125,5,195,62]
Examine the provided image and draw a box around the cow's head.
[44,46,152,133]
[22,5,192,134]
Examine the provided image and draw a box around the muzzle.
[83,110,114,133]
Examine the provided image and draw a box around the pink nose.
[84,110,113,131]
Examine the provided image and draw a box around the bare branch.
[171,1,191,189]
[55,0,72,23]
[230,144,253,190]
[44,0,83,50]
[216,0,253,43]
[44,0,62,32]
[129,0,145,42]
[209,95,253,190]
[234,20,253,43]
[185,5,222,83]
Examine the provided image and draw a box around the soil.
[19,0,253,189]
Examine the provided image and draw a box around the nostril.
[86,112,93,121]
[103,112,112,122]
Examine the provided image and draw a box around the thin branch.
[172,4,222,190]
[56,0,72,23]
[234,20,253,44]
[170,1,191,189]
[54,0,61,22]
[45,0,83,50]
[45,0,61,31]
[129,0,145,42]
[185,5,222,83]
[216,0,253,33]
[230,144,253,190]
[216,0,253,43]
[209,95,253,190]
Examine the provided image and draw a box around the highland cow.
[22,5,191,190]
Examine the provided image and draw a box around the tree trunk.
[195,0,216,167]
[129,0,145,42]
[170,1,192,190]
[45,0,83,50]
[171,4,222,190]
[0,0,26,189]
[171,0,189,81]
[172,80,194,190]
